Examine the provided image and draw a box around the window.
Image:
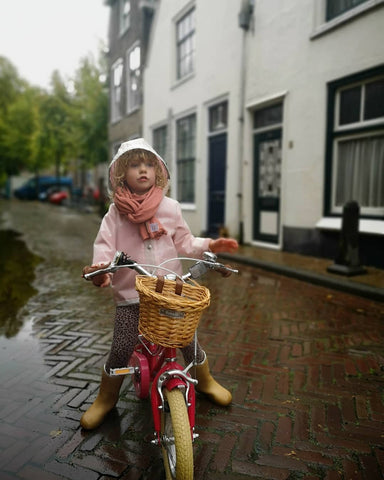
[209,102,228,133]
[126,44,141,113]
[176,9,195,80]
[119,0,131,35]
[326,69,384,217]
[253,103,283,129]
[326,0,369,21]
[176,114,196,203]
[311,0,381,39]
[111,59,123,122]
[153,125,168,163]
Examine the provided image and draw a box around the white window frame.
[327,72,384,218]
[175,113,197,206]
[126,43,141,114]
[311,0,384,39]
[119,0,131,36]
[110,58,123,123]
[175,7,196,81]
[334,77,384,133]
[331,131,384,216]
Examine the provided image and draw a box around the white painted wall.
[143,0,243,236]
[144,0,384,244]
[241,0,384,242]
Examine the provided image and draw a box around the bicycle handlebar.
[83,251,238,282]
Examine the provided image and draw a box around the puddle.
[0,229,41,338]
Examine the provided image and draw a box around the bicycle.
[84,251,238,480]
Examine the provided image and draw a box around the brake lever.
[83,251,136,280]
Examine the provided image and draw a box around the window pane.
[326,0,369,21]
[335,135,384,208]
[111,59,123,121]
[339,86,361,125]
[364,79,384,121]
[209,102,228,132]
[176,9,195,79]
[129,46,140,70]
[176,115,196,202]
[127,45,141,112]
[177,159,194,203]
[120,0,131,34]
[113,62,123,86]
[153,126,168,163]
[253,104,283,129]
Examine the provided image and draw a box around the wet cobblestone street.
[0,199,383,480]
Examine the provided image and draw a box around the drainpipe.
[237,0,254,245]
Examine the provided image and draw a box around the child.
[81,138,238,430]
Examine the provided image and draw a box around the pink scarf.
[114,186,167,240]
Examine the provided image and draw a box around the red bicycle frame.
[130,337,197,445]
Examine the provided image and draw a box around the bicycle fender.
[151,363,195,435]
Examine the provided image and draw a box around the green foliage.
[0,52,108,186]
[0,86,43,175]
[0,56,25,114]
[72,55,109,168]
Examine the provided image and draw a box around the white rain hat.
[108,138,170,192]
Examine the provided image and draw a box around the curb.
[219,253,384,303]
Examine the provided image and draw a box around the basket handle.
[155,275,183,295]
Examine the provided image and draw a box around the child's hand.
[209,238,238,254]
[82,263,111,288]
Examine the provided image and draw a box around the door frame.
[252,127,282,244]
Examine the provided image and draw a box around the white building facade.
[143,0,384,267]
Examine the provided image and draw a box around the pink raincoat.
[93,139,211,306]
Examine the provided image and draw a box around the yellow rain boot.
[194,352,232,406]
[80,366,124,430]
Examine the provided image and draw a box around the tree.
[38,70,74,178]
[0,87,42,175]
[0,52,109,195]
[0,56,24,115]
[72,54,108,170]
[0,57,26,183]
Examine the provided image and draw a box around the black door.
[208,133,227,236]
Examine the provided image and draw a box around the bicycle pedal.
[109,367,135,376]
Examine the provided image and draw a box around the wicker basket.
[135,275,211,348]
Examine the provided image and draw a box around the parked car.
[48,189,69,205]
[14,176,73,200]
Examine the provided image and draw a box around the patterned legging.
[105,304,205,373]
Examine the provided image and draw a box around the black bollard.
[327,201,366,276]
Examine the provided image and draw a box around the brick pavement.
[0,200,383,479]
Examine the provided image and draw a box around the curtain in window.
[335,136,384,208]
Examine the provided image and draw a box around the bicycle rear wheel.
[161,388,193,480]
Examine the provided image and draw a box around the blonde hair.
[111,149,168,194]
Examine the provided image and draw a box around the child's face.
[124,158,156,195]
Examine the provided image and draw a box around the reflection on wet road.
[0,229,41,337]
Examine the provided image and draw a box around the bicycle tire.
[161,388,193,480]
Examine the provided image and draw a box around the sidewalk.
[1,200,383,480]
[220,245,384,302]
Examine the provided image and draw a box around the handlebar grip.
[216,265,233,277]
[82,263,111,280]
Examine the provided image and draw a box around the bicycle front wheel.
[161,388,193,480]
